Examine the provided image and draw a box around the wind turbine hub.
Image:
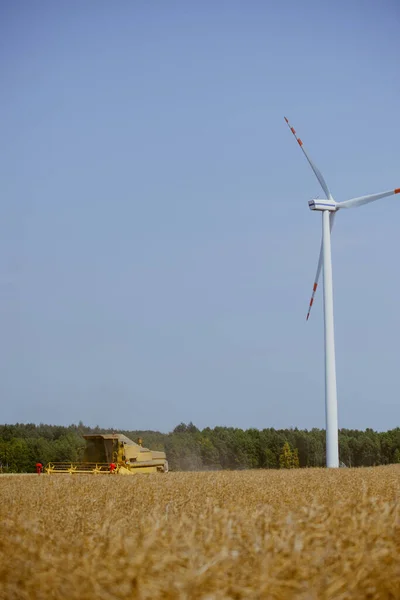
[308,198,337,211]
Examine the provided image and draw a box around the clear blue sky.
[1,1,399,432]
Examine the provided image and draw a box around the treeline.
[0,422,399,473]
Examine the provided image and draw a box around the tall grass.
[1,466,399,599]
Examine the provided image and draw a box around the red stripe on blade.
[297,139,303,146]
[395,188,400,194]
[284,117,289,123]
[313,283,318,292]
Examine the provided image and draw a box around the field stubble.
[0,466,399,599]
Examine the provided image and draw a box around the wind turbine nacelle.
[308,199,337,211]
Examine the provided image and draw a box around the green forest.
[1,422,399,473]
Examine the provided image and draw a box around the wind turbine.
[284,117,399,468]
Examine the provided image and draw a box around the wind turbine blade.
[306,213,336,321]
[284,117,333,200]
[337,188,400,209]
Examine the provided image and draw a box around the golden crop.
[0,466,399,599]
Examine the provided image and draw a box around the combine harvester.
[46,434,168,475]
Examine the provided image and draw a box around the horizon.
[1,420,398,435]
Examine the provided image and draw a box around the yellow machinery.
[46,433,168,475]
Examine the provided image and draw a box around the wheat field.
[0,466,399,600]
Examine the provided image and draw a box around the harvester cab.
[46,434,168,475]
